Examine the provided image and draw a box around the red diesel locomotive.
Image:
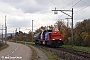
[34,30,63,47]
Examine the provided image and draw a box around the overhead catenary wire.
[72,0,82,7]
[70,0,90,14]
[59,0,65,5]
[60,0,82,10]
[57,0,65,7]
[69,0,82,9]
[62,0,76,9]
[56,0,82,18]
[74,4,90,14]
[55,0,90,20]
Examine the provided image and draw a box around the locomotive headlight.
[52,39,55,40]
[60,39,62,40]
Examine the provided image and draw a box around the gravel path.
[30,45,49,60]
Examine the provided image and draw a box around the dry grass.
[27,45,38,60]
[39,48,63,60]
[0,42,9,51]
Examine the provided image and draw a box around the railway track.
[32,44,90,60]
[57,47,90,60]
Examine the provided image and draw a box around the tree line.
[56,19,90,47]
[34,18,90,47]
[8,31,33,42]
[8,18,90,47]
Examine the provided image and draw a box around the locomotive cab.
[47,31,63,47]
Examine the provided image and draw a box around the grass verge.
[0,43,9,51]
[9,40,35,45]
[39,48,63,60]
[27,45,38,60]
[62,45,90,52]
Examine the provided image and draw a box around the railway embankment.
[33,44,90,60]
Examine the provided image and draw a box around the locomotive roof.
[42,30,52,35]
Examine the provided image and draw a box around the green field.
[9,40,35,44]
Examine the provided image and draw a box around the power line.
[57,0,65,7]
[69,0,82,9]
[61,0,81,9]
[61,0,76,9]
[72,0,90,14]
[72,0,82,7]
[56,0,81,18]
[55,0,85,19]
[74,4,90,14]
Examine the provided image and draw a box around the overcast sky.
[0,0,90,33]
